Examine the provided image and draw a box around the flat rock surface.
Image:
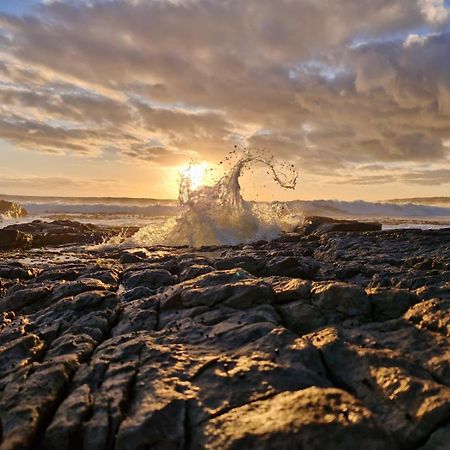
[0,226,449,449]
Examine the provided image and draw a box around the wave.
[8,198,449,219]
[131,151,299,247]
[21,202,180,217]
[288,199,450,218]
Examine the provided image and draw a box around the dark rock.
[298,216,382,235]
[122,268,176,290]
[311,281,372,319]
[0,227,449,449]
[367,288,419,320]
[0,229,33,249]
[278,300,327,335]
[265,276,312,304]
[419,424,450,450]
[1,220,139,249]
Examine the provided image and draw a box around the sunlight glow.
[181,162,208,190]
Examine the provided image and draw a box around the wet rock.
[215,253,266,274]
[0,199,28,218]
[0,229,33,249]
[179,263,214,282]
[50,278,111,302]
[119,251,145,264]
[299,216,382,235]
[1,220,139,249]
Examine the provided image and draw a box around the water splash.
[132,150,299,247]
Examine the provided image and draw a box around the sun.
[181,162,208,190]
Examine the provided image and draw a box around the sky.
[0,0,449,201]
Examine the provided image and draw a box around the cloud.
[419,0,449,24]
[0,0,449,185]
[331,168,450,185]
[0,174,118,190]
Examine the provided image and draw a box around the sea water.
[1,151,450,246]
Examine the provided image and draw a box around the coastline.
[0,221,449,449]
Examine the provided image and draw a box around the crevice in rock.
[317,349,356,396]
[410,416,450,450]
[155,298,161,331]
[190,357,220,381]
[110,344,144,449]
[31,367,76,450]
[182,400,192,450]
[31,311,125,450]
[197,389,288,426]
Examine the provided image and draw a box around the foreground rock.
[0,226,449,449]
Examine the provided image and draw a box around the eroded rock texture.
[0,227,449,449]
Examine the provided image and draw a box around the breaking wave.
[131,150,299,247]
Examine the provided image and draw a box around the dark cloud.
[0,0,449,181]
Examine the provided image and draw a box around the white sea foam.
[130,151,300,247]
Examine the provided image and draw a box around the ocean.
[1,194,450,231]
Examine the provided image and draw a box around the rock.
[264,255,319,278]
[0,285,52,313]
[311,281,371,320]
[159,269,274,311]
[0,226,449,449]
[119,251,145,264]
[122,268,176,290]
[419,423,450,450]
[0,229,33,249]
[278,300,326,335]
[0,199,28,218]
[307,326,450,448]
[298,216,382,235]
[179,263,214,282]
[194,387,396,450]
[1,220,139,249]
[266,276,312,304]
[404,298,450,337]
[0,265,38,280]
[367,288,419,320]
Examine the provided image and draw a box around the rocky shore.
[0,220,449,449]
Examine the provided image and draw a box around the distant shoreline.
[1,193,449,205]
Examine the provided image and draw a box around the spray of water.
[131,149,299,247]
